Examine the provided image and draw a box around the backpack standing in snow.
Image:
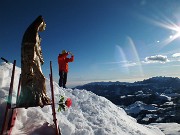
[17,15,51,108]
[58,50,74,88]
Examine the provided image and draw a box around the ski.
[49,61,61,135]
[1,57,9,63]
[1,60,17,135]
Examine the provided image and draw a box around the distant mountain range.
[75,76,180,124]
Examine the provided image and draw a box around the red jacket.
[58,53,74,72]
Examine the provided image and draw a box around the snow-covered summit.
[0,62,164,135]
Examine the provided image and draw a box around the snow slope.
[0,62,165,135]
[150,123,180,135]
[125,101,158,114]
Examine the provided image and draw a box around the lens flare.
[115,45,129,74]
[145,14,180,48]
[127,37,144,77]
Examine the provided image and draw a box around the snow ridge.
[0,62,164,135]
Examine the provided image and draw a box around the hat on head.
[62,50,67,54]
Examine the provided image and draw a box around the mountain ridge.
[75,76,180,124]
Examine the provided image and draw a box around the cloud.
[172,53,180,57]
[144,55,169,63]
[102,61,137,67]
[122,62,137,67]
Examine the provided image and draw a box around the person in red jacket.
[58,50,74,88]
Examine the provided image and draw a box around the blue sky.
[1,0,180,87]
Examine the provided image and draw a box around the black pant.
[59,71,67,88]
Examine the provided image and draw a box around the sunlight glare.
[146,14,180,48]
[174,27,180,38]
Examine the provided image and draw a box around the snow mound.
[125,101,158,114]
[0,62,164,135]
